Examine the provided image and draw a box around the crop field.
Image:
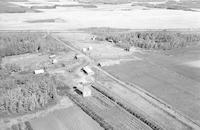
[0,1,37,13]
[103,47,200,125]
[30,105,103,130]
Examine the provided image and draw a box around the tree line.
[0,32,67,57]
[94,31,200,50]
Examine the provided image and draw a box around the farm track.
[50,33,200,130]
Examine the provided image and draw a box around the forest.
[92,30,200,50]
[0,32,66,57]
[0,73,58,115]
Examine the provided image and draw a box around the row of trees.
[0,74,58,114]
[95,31,200,50]
[0,32,66,57]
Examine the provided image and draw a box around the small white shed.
[52,59,58,64]
[34,69,44,74]
[82,48,87,53]
[87,46,93,51]
[49,54,56,59]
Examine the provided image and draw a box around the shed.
[34,69,44,74]
[82,66,94,75]
[77,85,92,97]
[87,46,93,51]
[82,48,87,53]
[91,36,96,40]
[52,59,58,64]
[49,54,56,59]
[74,54,84,59]
[98,60,120,67]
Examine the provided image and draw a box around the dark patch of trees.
[94,31,200,50]
[0,32,66,57]
[0,73,58,115]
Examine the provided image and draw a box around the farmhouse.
[82,66,94,75]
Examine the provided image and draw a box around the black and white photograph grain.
[0,0,200,130]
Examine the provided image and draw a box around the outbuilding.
[82,66,94,75]
[34,69,44,74]
[74,54,84,59]
[98,60,120,67]
[52,59,58,64]
[75,84,92,97]
[82,48,87,53]
[87,46,93,51]
[49,54,56,59]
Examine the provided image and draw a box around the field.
[1,0,200,30]
[103,45,200,124]
[30,105,103,130]
[132,0,200,11]
[0,2,37,13]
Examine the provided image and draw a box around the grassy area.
[86,28,200,50]
[0,2,38,13]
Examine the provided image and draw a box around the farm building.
[34,69,44,74]
[98,60,120,67]
[49,54,56,59]
[82,66,94,75]
[91,35,96,40]
[52,59,58,64]
[75,84,92,97]
[82,48,87,52]
[74,54,84,59]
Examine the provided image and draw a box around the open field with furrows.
[92,67,193,130]
[58,82,153,130]
[103,46,200,125]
